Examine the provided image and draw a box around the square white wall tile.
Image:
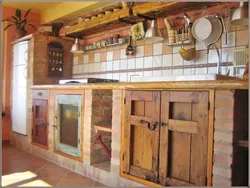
[163,54,172,66]
[120,49,127,59]
[106,61,113,71]
[162,70,172,76]
[106,73,113,79]
[153,70,162,76]
[173,46,181,53]
[94,63,101,72]
[153,55,162,67]
[107,51,113,61]
[221,48,234,62]
[100,62,106,72]
[184,58,195,65]
[128,58,136,69]
[78,64,84,74]
[208,49,219,64]
[144,56,153,68]
[120,73,128,82]
[195,41,206,50]
[113,60,120,70]
[83,64,89,73]
[113,73,120,80]
[72,65,77,74]
[195,50,207,64]
[153,43,162,55]
[172,69,183,75]
[195,67,207,74]
[135,71,144,77]
[184,68,195,75]
[173,54,183,66]
[73,56,78,65]
[208,67,217,74]
[94,53,100,63]
[136,46,144,57]
[89,63,95,72]
[136,58,144,68]
[83,55,89,64]
[127,72,136,82]
[120,59,128,70]
[143,71,152,77]
[222,32,235,47]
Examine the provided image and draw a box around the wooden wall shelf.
[59,2,219,37]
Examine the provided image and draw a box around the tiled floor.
[2,145,107,187]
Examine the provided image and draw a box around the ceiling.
[2,2,61,13]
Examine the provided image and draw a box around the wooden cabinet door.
[123,91,161,183]
[32,99,48,147]
[160,91,209,186]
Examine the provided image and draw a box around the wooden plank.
[168,119,198,134]
[131,91,152,101]
[130,165,158,183]
[120,89,126,174]
[190,92,209,185]
[170,91,199,103]
[30,80,249,90]
[123,91,132,173]
[130,115,152,127]
[120,172,161,187]
[94,124,112,133]
[169,101,191,183]
[166,177,195,186]
[207,90,214,186]
[159,91,170,186]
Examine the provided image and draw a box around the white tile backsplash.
[120,59,128,70]
[73,56,78,65]
[196,41,206,50]
[107,51,113,61]
[120,49,127,59]
[153,55,162,67]
[83,64,89,73]
[89,63,94,72]
[208,49,219,64]
[120,73,128,82]
[136,46,144,57]
[94,53,100,63]
[162,70,172,76]
[106,61,113,71]
[143,71,152,77]
[173,46,181,53]
[172,69,183,75]
[163,54,172,66]
[94,63,100,72]
[144,56,153,68]
[113,73,120,80]
[136,57,144,68]
[153,70,162,76]
[100,62,106,72]
[195,67,207,74]
[184,68,195,75]
[153,43,162,55]
[128,58,136,69]
[83,55,88,64]
[222,32,235,47]
[208,67,217,74]
[106,73,113,79]
[195,50,207,64]
[113,60,120,70]
[221,48,234,62]
[173,54,183,66]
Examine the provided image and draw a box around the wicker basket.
[179,40,196,61]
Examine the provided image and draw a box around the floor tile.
[57,177,94,187]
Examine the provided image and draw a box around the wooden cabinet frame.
[53,90,85,162]
[120,89,215,187]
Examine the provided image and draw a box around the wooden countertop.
[30,80,248,90]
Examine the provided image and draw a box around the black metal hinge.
[208,102,210,110]
[124,98,126,104]
[32,106,34,112]
[122,154,124,161]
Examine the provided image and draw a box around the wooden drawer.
[32,90,49,100]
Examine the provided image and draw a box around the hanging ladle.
[126,31,135,55]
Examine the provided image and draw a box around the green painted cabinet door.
[55,94,82,158]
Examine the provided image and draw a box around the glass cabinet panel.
[55,94,82,158]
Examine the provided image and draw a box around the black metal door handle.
[140,120,157,131]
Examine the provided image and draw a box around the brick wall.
[213,90,248,186]
[90,90,112,165]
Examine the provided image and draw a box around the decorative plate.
[131,22,145,40]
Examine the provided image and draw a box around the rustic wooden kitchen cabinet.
[32,90,49,149]
[122,90,210,186]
